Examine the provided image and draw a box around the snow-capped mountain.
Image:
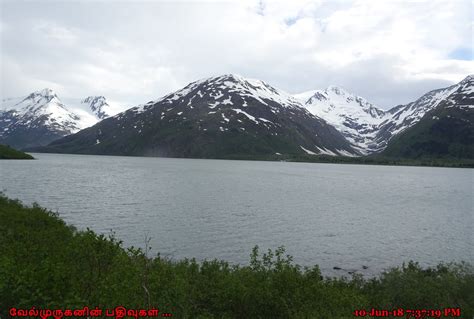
[142,73,308,111]
[63,95,121,120]
[297,75,474,155]
[297,86,386,154]
[0,89,116,149]
[375,75,474,148]
[11,74,471,158]
[444,74,474,108]
[388,75,472,123]
[382,75,474,159]
[34,74,359,157]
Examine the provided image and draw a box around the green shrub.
[1,194,472,318]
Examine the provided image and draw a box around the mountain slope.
[374,76,472,147]
[381,76,474,159]
[0,90,118,149]
[34,74,358,158]
[298,86,385,154]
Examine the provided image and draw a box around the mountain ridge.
[32,74,359,157]
[4,74,472,160]
[381,75,474,159]
[297,75,473,156]
[0,89,118,149]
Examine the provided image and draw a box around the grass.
[0,194,473,318]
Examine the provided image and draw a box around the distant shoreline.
[0,144,34,160]
[27,150,474,168]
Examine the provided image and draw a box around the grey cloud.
[1,0,472,110]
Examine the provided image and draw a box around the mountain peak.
[326,85,349,96]
[203,74,271,88]
[36,88,57,98]
[82,95,106,103]
[460,74,474,84]
[25,88,61,105]
[80,96,110,119]
[215,73,245,81]
[143,73,302,113]
[302,85,386,154]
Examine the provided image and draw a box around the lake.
[1,153,472,276]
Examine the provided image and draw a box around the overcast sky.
[1,0,472,110]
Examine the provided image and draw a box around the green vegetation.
[0,144,34,159]
[1,194,473,318]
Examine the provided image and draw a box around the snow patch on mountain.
[232,108,259,124]
[300,145,317,155]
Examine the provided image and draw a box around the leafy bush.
[1,194,472,318]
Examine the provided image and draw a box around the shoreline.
[27,150,474,168]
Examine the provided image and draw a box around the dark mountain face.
[381,76,474,159]
[34,74,358,158]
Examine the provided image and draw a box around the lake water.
[1,153,472,276]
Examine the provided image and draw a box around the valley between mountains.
[1,74,473,162]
